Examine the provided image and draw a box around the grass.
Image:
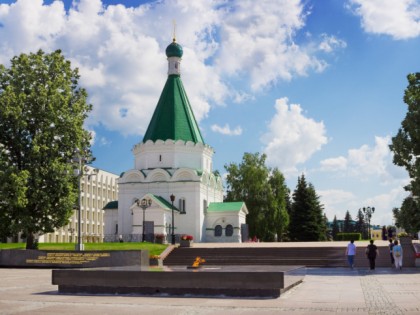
[0,242,168,257]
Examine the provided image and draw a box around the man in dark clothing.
[366,240,379,270]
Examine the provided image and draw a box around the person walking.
[346,239,356,269]
[392,240,403,270]
[389,239,395,267]
[366,240,379,270]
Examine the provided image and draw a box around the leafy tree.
[390,73,420,197]
[289,175,326,241]
[224,152,289,241]
[393,196,420,234]
[268,168,290,241]
[343,210,353,233]
[0,50,92,248]
[354,208,366,239]
[331,215,340,240]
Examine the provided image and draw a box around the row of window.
[214,224,234,237]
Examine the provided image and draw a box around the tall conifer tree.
[289,175,326,241]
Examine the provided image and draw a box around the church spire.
[142,39,204,144]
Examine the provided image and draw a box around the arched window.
[215,225,222,237]
[225,224,233,237]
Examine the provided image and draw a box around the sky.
[1,0,420,226]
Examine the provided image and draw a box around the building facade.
[38,166,119,243]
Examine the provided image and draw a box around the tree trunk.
[26,232,36,249]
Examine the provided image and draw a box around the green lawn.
[0,242,168,257]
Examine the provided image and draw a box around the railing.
[103,234,182,243]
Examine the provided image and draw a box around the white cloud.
[348,0,420,39]
[211,124,242,136]
[0,0,345,137]
[261,97,328,176]
[318,34,347,53]
[215,0,344,90]
[318,189,356,220]
[320,136,407,183]
[320,156,347,171]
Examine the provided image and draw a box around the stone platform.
[52,265,305,298]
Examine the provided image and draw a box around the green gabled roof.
[207,202,245,212]
[147,194,181,212]
[142,75,204,144]
[103,200,118,210]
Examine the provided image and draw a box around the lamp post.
[363,206,375,239]
[170,194,175,245]
[136,198,152,242]
[72,148,98,252]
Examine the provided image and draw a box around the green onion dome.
[165,39,183,58]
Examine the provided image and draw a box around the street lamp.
[362,206,375,239]
[136,198,152,242]
[170,194,175,245]
[72,148,98,251]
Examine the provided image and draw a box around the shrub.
[397,232,410,238]
[335,233,361,241]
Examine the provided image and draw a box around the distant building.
[38,166,119,243]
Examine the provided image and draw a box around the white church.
[105,38,248,243]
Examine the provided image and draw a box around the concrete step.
[163,244,416,268]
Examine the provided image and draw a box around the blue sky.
[1,0,420,226]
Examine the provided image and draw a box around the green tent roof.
[142,74,204,144]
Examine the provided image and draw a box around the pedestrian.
[365,239,379,270]
[389,238,395,267]
[392,240,403,270]
[346,239,356,269]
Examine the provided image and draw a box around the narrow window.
[215,225,222,237]
[226,224,233,237]
[159,155,162,162]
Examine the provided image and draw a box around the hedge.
[335,233,361,241]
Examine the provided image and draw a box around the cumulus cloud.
[320,136,407,184]
[348,0,420,39]
[211,124,243,136]
[318,189,356,220]
[261,97,328,176]
[0,0,345,137]
[318,34,347,53]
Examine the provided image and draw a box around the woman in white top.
[346,240,356,269]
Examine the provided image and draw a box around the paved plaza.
[1,267,420,315]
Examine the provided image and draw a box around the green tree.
[393,196,420,234]
[289,175,326,241]
[331,215,340,240]
[343,210,353,233]
[224,152,289,241]
[354,208,366,239]
[0,50,92,249]
[390,73,420,197]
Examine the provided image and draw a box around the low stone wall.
[52,265,305,298]
[0,250,149,268]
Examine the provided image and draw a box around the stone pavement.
[1,267,420,315]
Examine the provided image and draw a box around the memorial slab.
[52,265,305,298]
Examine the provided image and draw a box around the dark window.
[225,224,233,237]
[215,225,222,237]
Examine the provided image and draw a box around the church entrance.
[144,221,154,242]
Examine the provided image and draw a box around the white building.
[109,38,248,243]
[39,166,119,243]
